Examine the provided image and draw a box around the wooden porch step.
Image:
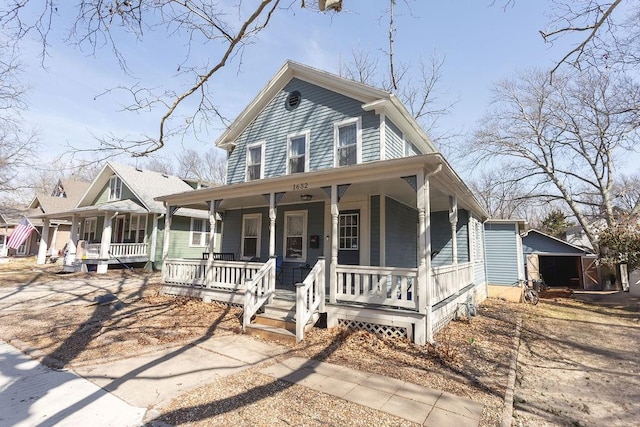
[245,322,296,345]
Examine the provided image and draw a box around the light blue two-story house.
[158,61,489,345]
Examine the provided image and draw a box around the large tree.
[470,67,640,252]
[0,45,37,196]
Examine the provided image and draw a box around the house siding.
[430,209,470,267]
[370,195,380,266]
[385,119,404,159]
[456,209,470,263]
[385,197,417,268]
[225,78,380,184]
[484,222,520,286]
[92,180,142,207]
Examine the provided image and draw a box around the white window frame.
[283,210,308,262]
[338,212,359,251]
[108,176,122,201]
[333,117,362,167]
[404,138,418,157]
[83,217,97,242]
[189,217,210,247]
[241,213,262,260]
[245,141,266,182]
[129,214,147,244]
[286,130,310,175]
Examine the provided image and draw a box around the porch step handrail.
[243,257,276,331]
[295,257,326,343]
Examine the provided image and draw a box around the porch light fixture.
[300,194,313,202]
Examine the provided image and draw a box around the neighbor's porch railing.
[296,257,326,343]
[332,265,419,310]
[83,242,147,259]
[243,257,276,331]
[430,262,473,304]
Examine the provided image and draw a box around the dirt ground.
[513,290,640,426]
[1,258,638,426]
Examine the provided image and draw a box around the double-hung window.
[246,142,265,181]
[83,218,97,242]
[190,217,210,247]
[287,131,309,174]
[334,117,361,167]
[108,176,122,201]
[129,215,147,243]
[241,214,262,259]
[284,211,307,261]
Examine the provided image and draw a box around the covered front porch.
[158,154,488,345]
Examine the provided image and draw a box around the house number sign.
[292,182,309,190]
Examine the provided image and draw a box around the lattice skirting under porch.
[337,318,409,339]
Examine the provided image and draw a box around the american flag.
[7,216,36,250]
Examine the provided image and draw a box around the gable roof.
[29,180,91,214]
[0,206,43,227]
[522,229,594,255]
[215,60,438,154]
[77,162,195,214]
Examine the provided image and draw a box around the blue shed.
[484,219,527,301]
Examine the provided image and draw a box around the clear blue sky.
[20,1,575,174]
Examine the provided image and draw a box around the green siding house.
[32,162,213,273]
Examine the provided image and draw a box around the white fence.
[163,259,208,286]
[332,265,419,310]
[162,259,263,291]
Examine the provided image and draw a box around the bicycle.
[519,279,543,305]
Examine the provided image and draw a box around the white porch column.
[329,184,339,304]
[49,224,59,257]
[269,193,276,257]
[415,171,429,345]
[161,204,173,267]
[149,214,159,267]
[66,215,79,266]
[98,213,113,273]
[449,195,458,265]
[37,218,50,265]
[208,201,217,257]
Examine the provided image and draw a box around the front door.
[338,210,359,265]
[114,216,126,243]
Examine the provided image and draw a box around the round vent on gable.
[285,91,302,110]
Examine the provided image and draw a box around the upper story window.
[404,139,418,157]
[241,213,262,259]
[284,210,307,262]
[190,217,210,247]
[108,176,122,201]
[334,117,362,167]
[287,131,310,175]
[246,142,265,182]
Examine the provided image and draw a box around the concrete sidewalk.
[0,341,146,427]
[262,357,484,426]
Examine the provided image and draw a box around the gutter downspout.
[424,163,442,344]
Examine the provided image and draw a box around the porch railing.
[83,242,147,259]
[332,265,419,310]
[431,262,474,304]
[296,257,326,343]
[243,257,276,331]
[162,259,263,291]
[163,259,207,286]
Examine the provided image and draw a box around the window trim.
[108,176,122,201]
[245,141,266,182]
[286,130,310,175]
[338,212,359,251]
[189,217,210,247]
[333,117,362,167]
[283,210,308,262]
[241,213,262,260]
